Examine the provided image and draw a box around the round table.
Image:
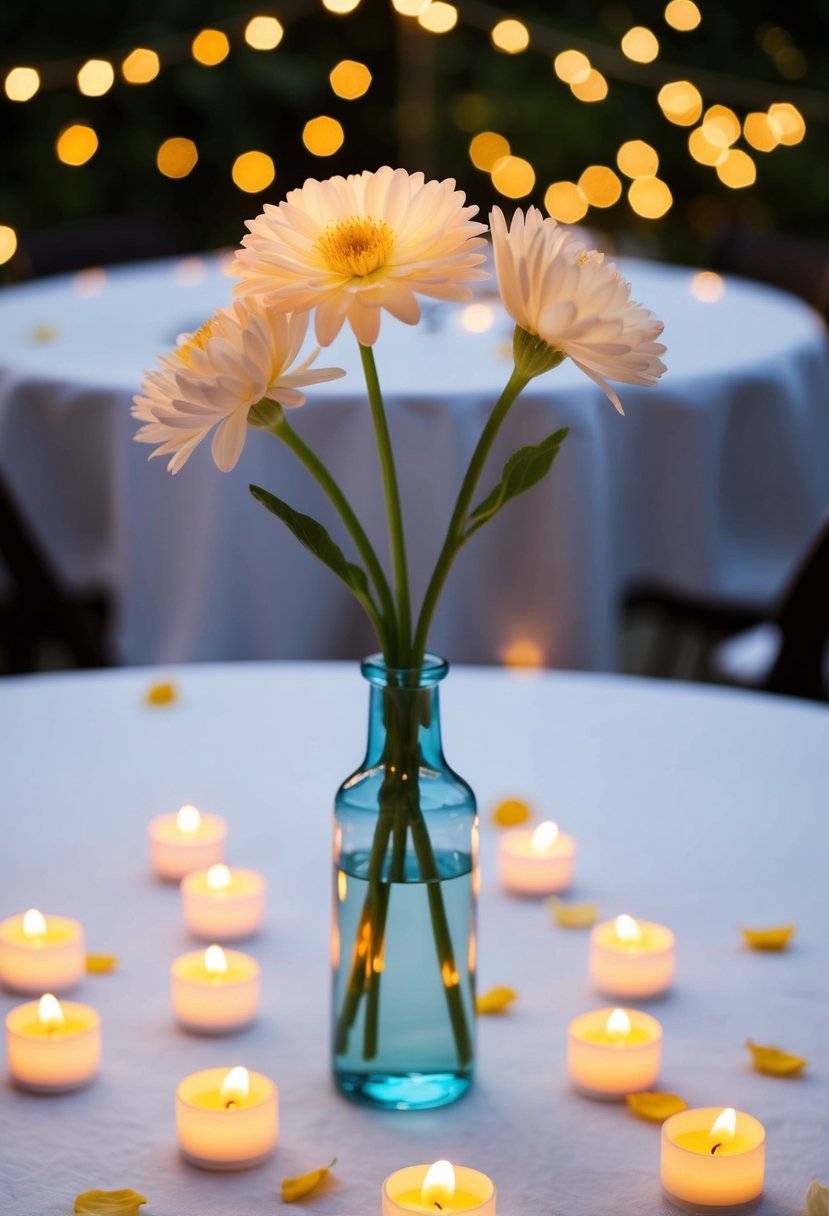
[1,662,827,1215]
[0,255,828,670]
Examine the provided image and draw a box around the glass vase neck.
[361,653,449,689]
[361,653,448,770]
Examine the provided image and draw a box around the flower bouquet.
[135,167,665,1109]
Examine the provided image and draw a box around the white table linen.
[0,256,828,669]
[0,662,827,1215]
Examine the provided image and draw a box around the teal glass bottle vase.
[332,654,477,1110]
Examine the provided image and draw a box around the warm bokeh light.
[570,70,608,102]
[77,59,114,97]
[553,49,591,83]
[688,125,727,166]
[702,104,740,147]
[157,137,198,179]
[616,140,659,178]
[329,59,372,99]
[716,148,757,189]
[469,130,510,171]
[303,115,344,156]
[628,177,673,218]
[664,0,701,31]
[177,804,201,832]
[56,124,99,167]
[244,16,284,50]
[418,1,458,33]
[192,30,230,67]
[392,0,430,14]
[773,47,807,80]
[691,271,725,302]
[491,18,530,53]
[767,102,806,146]
[657,80,702,126]
[0,225,17,266]
[743,112,779,152]
[460,303,495,333]
[491,155,535,198]
[578,165,622,207]
[323,0,361,10]
[73,267,107,297]
[502,638,545,669]
[544,181,588,223]
[232,150,276,192]
[122,48,160,85]
[621,26,660,64]
[4,67,40,102]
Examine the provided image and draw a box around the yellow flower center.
[317,216,395,278]
[177,317,216,366]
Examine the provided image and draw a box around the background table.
[0,255,828,671]
[1,662,827,1215]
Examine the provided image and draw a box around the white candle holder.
[661,1108,765,1213]
[0,912,85,994]
[590,916,675,998]
[171,947,260,1033]
[181,866,266,940]
[6,998,100,1092]
[148,805,227,881]
[175,1066,278,1170]
[497,823,576,895]
[567,1007,662,1098]
[382,1164,496,1214]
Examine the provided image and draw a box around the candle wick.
[710,1143,722,1155]
[225,1099,238,1110]
[434,1204,443,1211]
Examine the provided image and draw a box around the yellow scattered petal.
[742,924,796,951]
[145,681,178,706]
[806,1180,829,1216]
[476,986,517,1015]
[550,899,599,928]
[626,1091,689,1122]
[86,954,118,974]
[281,1159,336,1203]
[74,1190,148,1215]
[746,1039,808,1076]
[491,799,532,827]
[29,325,59,344]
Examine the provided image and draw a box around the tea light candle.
[149,804,227,880]
[498,821,576,895]
[383,1161,496,1214]
[181,865,266,940]
[176,1065,278,1170]
[567,1007,662,1098]
[0,909,85,994]
[6,993,101,1092]
[661,1107,766,1212]
[590,914,675,998]
[171,945,260,1033]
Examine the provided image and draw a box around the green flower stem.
[359,344,412,664]
[271,411,398,657]
[412,367,529,664]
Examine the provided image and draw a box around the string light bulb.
[77,59,114,97]
[192,30,230,66]
[621,27,660,64]
[418,2,458,33]
[329,60,371,99]
[491,19,530,53]
[244,17,284,50]
[231,150,275,192]
[491,155,535,198]
[157,137,198,179]
[4,67,40,102]
[56,124,99,166]
[303,115,344,156]
[0,225,17,265]
[544,181,588,223]
[469,131,510,171]
[122,49,160,84]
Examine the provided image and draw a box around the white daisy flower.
[231,166,489,347]
[132,300,344,473]
[491,205,666,412]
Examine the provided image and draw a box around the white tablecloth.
[1,662,827,1215]
[0,256,828,670]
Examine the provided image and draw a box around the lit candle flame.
[606,1008,632,1038]
[220,1065,250,1108]
[23,908,47,938]
[38,993,65,1032]
[206,864,232,891]
[710,1108,737,1142]
[532,821,560,852]
[615,914,642,944]
[176,804,201,833]
[421,1161,456,1208]
[204,945,228,976]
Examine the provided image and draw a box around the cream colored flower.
[491,205,666,412]
[132,301,344,473]
[232,166,489,347]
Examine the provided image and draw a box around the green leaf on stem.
[250,485,369,598]
[464,428,569,539]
